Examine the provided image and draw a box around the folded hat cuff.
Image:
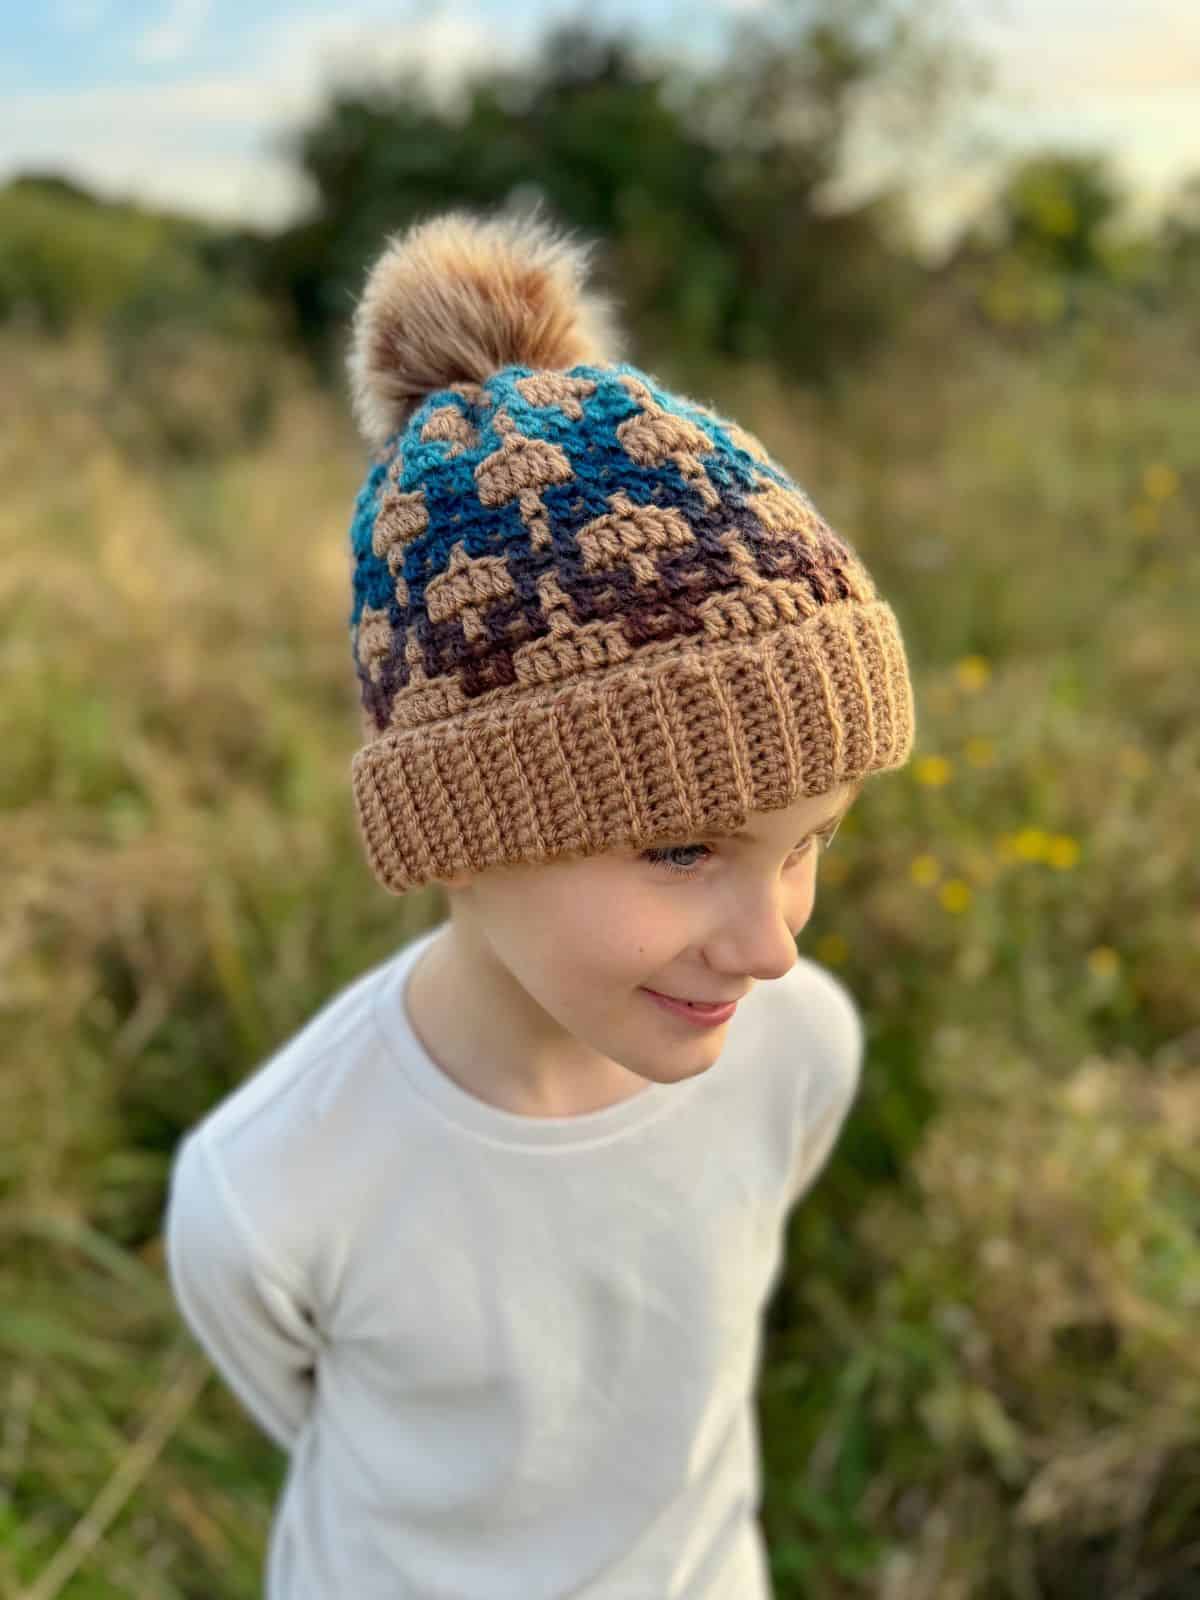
[350,600,914,896]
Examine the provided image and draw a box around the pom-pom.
[347,205,625,450]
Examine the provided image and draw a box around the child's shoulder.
[186,945,403,1157]
[763,953,865,1102]
[781,953,862,1047]
[172,945,413,1282]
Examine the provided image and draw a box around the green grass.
[2,290,1198,1597]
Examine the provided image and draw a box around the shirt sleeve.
[785,971,865,1212]
[163,1129,324,1453]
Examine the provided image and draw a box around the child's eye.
[642,823,839,879]
[642,842,718,876]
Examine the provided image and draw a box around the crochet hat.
[345,207,915,896]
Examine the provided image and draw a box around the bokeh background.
[3,2,1199,1596]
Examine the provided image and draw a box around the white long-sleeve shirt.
[163,923,863,1600]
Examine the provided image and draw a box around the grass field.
[3,292,1198,1598]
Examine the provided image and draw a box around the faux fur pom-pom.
[347,206,624,450]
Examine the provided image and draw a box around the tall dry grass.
[2,296,1198,1597]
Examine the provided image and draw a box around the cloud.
[14,139,314,227]
[133,0,214,67]
[974,2,1200,98]
[10,0,1200,244]
[236,4,518,111]
[1,3,539,225]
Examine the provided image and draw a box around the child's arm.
[163,1131,324,1453]
[785,974,865,1211]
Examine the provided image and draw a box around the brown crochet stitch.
[346,209,915,895]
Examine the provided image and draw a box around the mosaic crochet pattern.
[349,362,877,738]
[345,358,914,893]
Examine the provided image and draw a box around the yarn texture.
[345,212,915,895]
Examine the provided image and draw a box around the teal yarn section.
[348,361,837,732]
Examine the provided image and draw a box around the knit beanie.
[345,207,915,896]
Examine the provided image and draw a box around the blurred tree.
[260,0,978,386]
[1161,172,1200,274]
[944,149,1139,334]
[969,150,1127,277]
[5,171,105,208]
[686,0,944,378]
[255,30,718,376]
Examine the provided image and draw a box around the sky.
[3,0,1198,259]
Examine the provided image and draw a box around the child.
[164,206,915,1599]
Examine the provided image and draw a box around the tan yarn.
[352,596,912,891]
[346,209,916,895]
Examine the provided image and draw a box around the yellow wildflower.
[1087,946,1120,979]
[1142,462,1179,501]
[938,878,972,914]
[955,655,992,692]
[1045,834,1080,870]
[915,755,953,788]
[815,932,850,966]
[909,854,941,887]
[1013,827,1048,861]
[964,737,995,768]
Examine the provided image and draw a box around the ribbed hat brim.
[351,600,914,895]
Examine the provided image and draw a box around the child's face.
[438,781,858,1096]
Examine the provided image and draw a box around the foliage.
[943,151,1195,337]
[259,4,976,382]
[0,176,284,461]
[4,5,1200,1592]
[978,152,1126,277]
[2,270,1199,1594]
